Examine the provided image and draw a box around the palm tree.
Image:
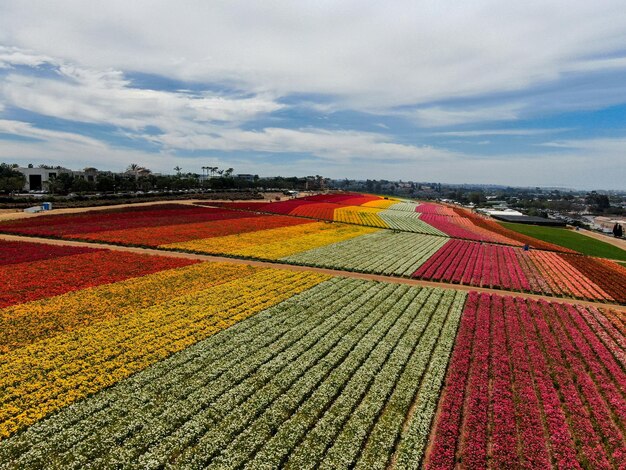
[174,166,182,176]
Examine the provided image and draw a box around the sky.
[0,1,625,190]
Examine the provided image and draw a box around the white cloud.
[434,128,573,137]
[410,104,522,127]
[0,119,106,147]
[0,70,283,131]
[0,45,57,69]
[148,126,458,163]
[1,1,626,110]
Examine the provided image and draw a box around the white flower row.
[203,285,418,469]
[322,289,455,469]
[386,202,421,212]
[284,231,448,277]
[379,209,447,236]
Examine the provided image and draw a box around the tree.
[46,173,74,195]
[0,163,25,193]
[174,166,182,177]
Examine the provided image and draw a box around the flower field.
[0,279,466,468]
[412,238,622,302]
[0,213,625,468]
[0,240,198,307]
[65,214,313,246]
[426,292,626,469]
[0,204,251,237]
[0,259,327,438]
[284,231,448,276]
[162,222,377,259]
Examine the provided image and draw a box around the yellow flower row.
[334,206,390,228]
[361,199,399,209]
[162,222,377,259]
[0,262,256,354]
[0,268,328,439]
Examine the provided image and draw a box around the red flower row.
[65,215,314,246]
[426,293,626,468]
[561,254,626,303]
[0,250,197,307]
[413,239,619,302]
[0,205,249,237]
[413,240,531,292]
[0,240,94,266]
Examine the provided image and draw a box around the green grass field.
[499,222,626,261]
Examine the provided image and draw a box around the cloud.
[150,126,457,162]
[0,45,57,69]
[2,1,626,110]
[0,69,284,131]
[538,136,626,152]
[0,119,106,147]
[410,104,522,127]
[433,128,573,137]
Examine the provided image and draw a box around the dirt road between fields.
[2,232,624,312]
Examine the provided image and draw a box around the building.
[17,166,99,191]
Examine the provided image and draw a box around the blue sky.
[0,1,625,189]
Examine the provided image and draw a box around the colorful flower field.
[0,204,254,237]
[1,197,624,304]
[1,277,467,467]
[412,238,623,302]
[162,222,377,259]
[284,231,449,276]
[425,292,626,469]
[208,197,535,244]
[0,250,327,439]
[0,239,198,308]
[1,236,624,468]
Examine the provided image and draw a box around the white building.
[17,167,98,191]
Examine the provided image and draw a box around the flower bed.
[425,292,626,468]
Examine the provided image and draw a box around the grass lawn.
[499,222,626,261]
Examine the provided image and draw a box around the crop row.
[162,222,376,259]
[0,247,197,308]
[414,203,457,216]
[333,206,390,228]
[0,267,326,438]
[561,253,626,302]
[0,239,94,265]
[426,292,626,468]
[0,262,252,353]
[66,213,311,246]
[378,209,447,235]
[284,231,448,276]
[0,279,466,468]
[385,201,420,212]
[0,204,248,237]
[413,239,620,302]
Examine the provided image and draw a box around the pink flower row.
[426,293,626,468]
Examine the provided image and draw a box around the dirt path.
[3,233,624,312]
[571,227,626,251]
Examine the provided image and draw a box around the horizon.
[1,1,625,190]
